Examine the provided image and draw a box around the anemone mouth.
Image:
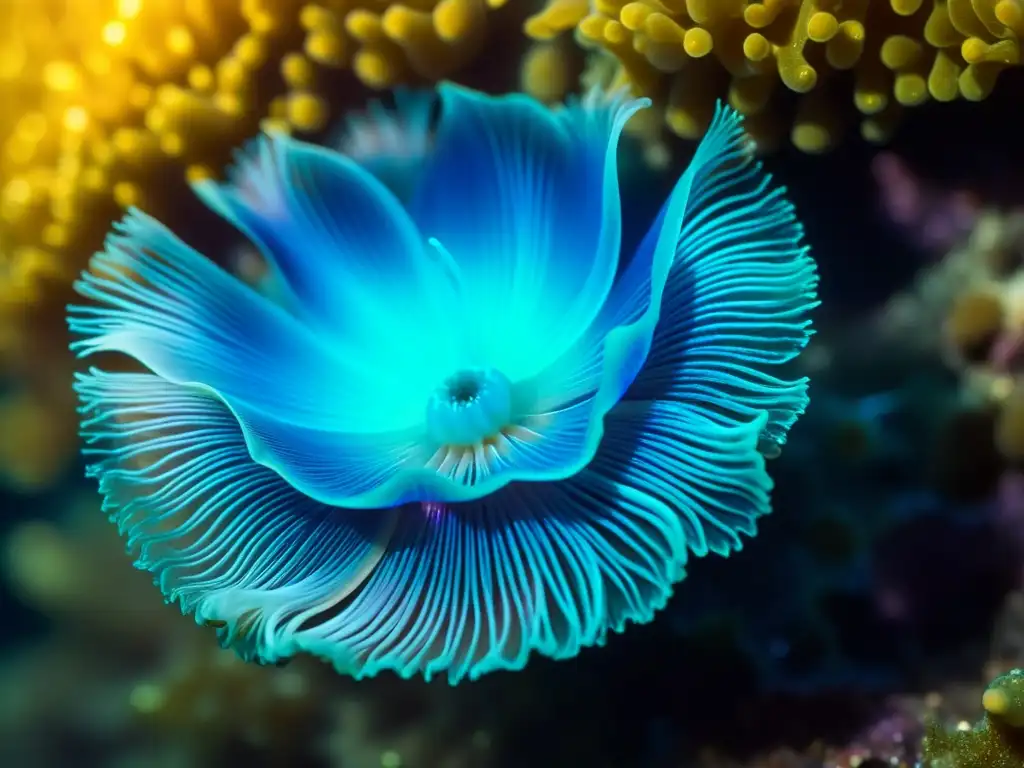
[426,367,514,447]
[445,371,483,406]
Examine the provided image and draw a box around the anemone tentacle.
[75,370,768,683]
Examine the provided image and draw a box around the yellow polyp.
[112,129,137,157]
[8,176,39,204]
[785,62,817,93]
[961,37,991,65]
[186,65,214,92]
[860,115,892,145]
[249,10,277,34]
[791,91,841,153]
[894,72,929,105]
[577,14,608,42]
[881,35,924,70]
[166,26,196,58]
[112,182,141,208]
[520,41,573,103]
[3,179,33,207]
[345,10,384,43]
[91,143,115,167]
[524,0,590,40]
[260,117,292,135]
[791,123,831,153]
[50,194,74,224]
[102,21,128,47]
[997,0,1024,36]
[807,12,839,43]
[743,33,772,61]
[928,50,963,100]
[63,107,89,133]
[43,61,81,93]
[687,0,747,26]
[728,75,774,114]
[353,49,397,89]
[959,63,1002,100]
[890,0,924,16]
[643,39,689,71]
[604,20,630,45]
[381,6,421,42]
[185,164,215,184]
[235,35,268,68]
[433,0,477,43]
[620,3,650,31]
[282,53,316,88]
[41,223,69,249]
[664,106,701,139]
[683,28,713,57]
[144,106,168,134]
[985,672,1024,729]
[80,167,106,192]
[160,132,185,157]
[286,92,328,132]
[854,66,891,114]
[984,688,1011,716]
[826,21,865,69]
[644,12,685,45]
[299,4,335,32]
[15,113,47,141]
[128,84,153,110]
[923,3,959,46]
[217,58,250,93]
[744,2,781,29]
[305,31,346,66]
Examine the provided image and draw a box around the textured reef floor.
[3,487,1024,768]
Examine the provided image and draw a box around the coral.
[946,288,1005,362]
[518,38,579,102]
[876,206,1023,363]
[129,648,324,760]
[872,151,979,253]
[524,0,1023,153]
[905,208,1024,470]
[0,0,505,350]
[921,668,1024,767]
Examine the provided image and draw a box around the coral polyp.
[525,0,1023,153]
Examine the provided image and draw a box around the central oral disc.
[426,367,513,446]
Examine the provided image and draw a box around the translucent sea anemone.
[69,84,817,682]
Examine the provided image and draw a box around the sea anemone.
[68,83,817,682]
